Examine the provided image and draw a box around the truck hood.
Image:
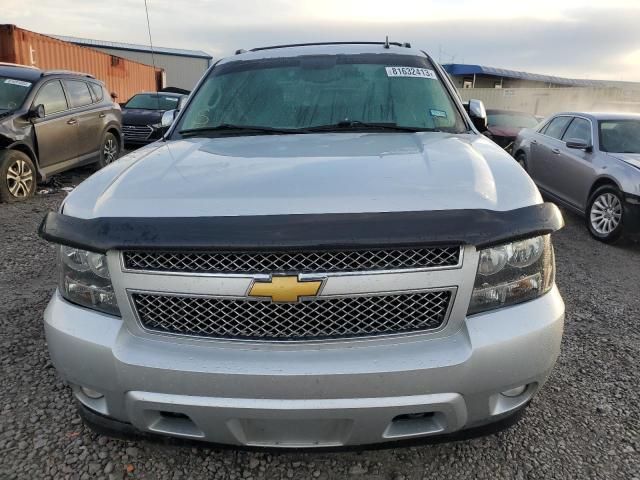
[63,132,542,219]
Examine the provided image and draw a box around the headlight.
[59,246,120,316]
[468,235,554,315]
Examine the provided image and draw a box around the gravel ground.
[0,168,639,480]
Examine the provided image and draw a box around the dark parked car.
[484,109,540,150]
[0,63,122,201]
[121,92,186,148]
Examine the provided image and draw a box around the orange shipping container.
[0,24,163,102]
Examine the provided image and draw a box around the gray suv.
[0,63,122,201]
[39,42,565,448]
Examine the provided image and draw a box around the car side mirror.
[28,104,46,120]
[161,109,177,128]
[467,99,488,132]
[566,138,592,151]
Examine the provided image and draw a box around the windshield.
[176,53,467,135]
[0,77,33,111]
[599,119,640,153]
[487,112,539,129]
[124,93,181,110]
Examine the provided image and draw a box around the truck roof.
[221,42,426,65]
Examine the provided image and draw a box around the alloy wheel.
[6,158,34,198]
[590,192,622,235]
[103,137,118,165]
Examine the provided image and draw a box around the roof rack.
[0,62,39,70]
[41,70,95,79]
[249,41,412,52]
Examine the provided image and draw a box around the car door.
[526,121,551,179]
[550,116,597,209]
[529,115,572,195]
[62,80,102,159]
[31,80,78,168]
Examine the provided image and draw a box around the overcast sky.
[5,0,640,81]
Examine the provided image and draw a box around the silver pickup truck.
[39,41,565,448]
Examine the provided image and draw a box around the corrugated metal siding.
[86,47,209,91]
[0,25,162,101]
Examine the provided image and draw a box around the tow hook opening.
[145,410,204,439]
[384,411,447,439]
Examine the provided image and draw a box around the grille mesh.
[122,124,153,140]
[123,247,460,274]
[132,290,453,340]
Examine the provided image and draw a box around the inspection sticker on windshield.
[4,79,32,88]
[430,109,447,118]
[385,67,437,79]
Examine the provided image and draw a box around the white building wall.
[458,87,640,116]
[90,47,210,91]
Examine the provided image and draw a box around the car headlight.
[468,235,555,315]
[59,246,120,316]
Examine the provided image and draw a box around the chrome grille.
[122,124,153,140]
[123,247,461,274]
[132,290,453,340]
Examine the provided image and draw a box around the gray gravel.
[1,168,639,479]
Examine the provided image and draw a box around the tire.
[586,185,625,243]
[0,149,37,202]
[515,152,528,171]
[97,132,120,169]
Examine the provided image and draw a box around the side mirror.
[566,138,592,151]
[29,104,45,120]
[161,109,177,128]
[468,99,487,132]
[110,92,118,100]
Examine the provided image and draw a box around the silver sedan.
[512,112,640,242]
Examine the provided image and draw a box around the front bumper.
[44,287,564,448]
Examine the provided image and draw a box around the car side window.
[538,121,551,134]
[63,80,93,108]
[34,80,68,116]
[562,117,592,144]
[88,82,104,102]
[544,116,572,140]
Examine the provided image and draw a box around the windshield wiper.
[179,124,301,137]
[304,120,438,133]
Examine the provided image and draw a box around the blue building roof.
[443,64,638,88]
[50,34,212,60]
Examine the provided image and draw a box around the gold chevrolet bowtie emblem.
[249,276,322,303]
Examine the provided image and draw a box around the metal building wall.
[458,87,640,116]
[84,47,209,91]
[0,25,162,101]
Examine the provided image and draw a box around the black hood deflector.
[39,203,564,253]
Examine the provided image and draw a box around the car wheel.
[98,132,120,169]
[515,152,528,171]
[0,150,37,202]
[586,185,624,243]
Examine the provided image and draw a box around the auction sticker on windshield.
[385,67,437,79]
[4,79,32,87]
